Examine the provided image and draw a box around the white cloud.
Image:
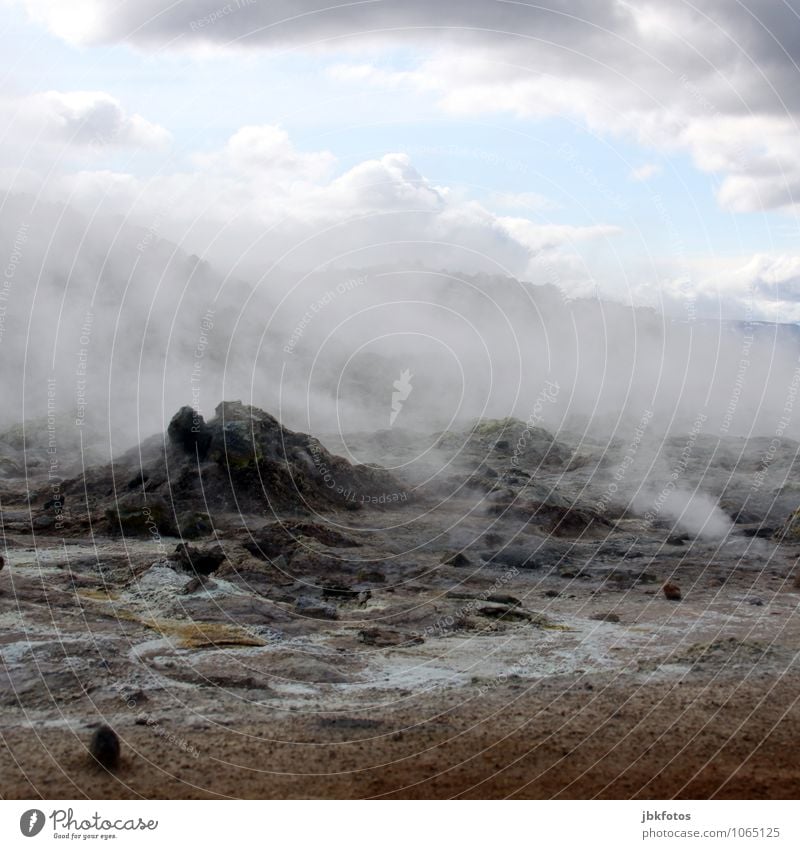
[4,90,171,150]
[629,163,661,182]
[6,0,105,44]
[194,124,334,182]
[644,252,800,324]
[364,48,800,214]
[498,218,621,253]
[41,124,617,287]
[11,1,800,212]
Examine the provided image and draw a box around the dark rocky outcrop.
[169,542,226,576]
[104,493,178,537]
[167,406,213,459]
[242,519,362,562]
[60,401,404,538]
[178,511,213,539]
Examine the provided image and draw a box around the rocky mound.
[436,417,573,469]
[52,401,404,537]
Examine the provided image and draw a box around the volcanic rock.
[60,402,404,537]
[441,551,472,567]
[178,511,213,539]
[105,493,177,537]
[89,725,120,770]
[243,520,361,561]
[169,542,226,576]
[590,612,621,623]
[167,406,212,459]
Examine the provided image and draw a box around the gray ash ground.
[1,406,799,798]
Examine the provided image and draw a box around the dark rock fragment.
[441,551,471,568]
[590,612,621,623]
[89,725,120,770]
[169,542,225,575]
[167,406,213,459]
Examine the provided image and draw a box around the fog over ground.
[2,191,799,457]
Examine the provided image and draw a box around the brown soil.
[3,673,799,799]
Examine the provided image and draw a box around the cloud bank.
[11,0,800,213]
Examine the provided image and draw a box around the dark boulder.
[441,551,472,568]
[169,542,226,575]
[105,493,177,537]
[178,511,213,539]
[167,406,212,460]
[243,520,361,560]
[89,725,120,770]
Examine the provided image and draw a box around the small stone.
[89,725,120,770]
[590,612,621,623]
[441,551,471,568]
[487,593,522,606]
[662,581,682,601]
[182,576,208,594]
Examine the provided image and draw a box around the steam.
[2,190,800,507]
[639,488,734,541]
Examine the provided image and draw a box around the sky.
[2,0,800,321]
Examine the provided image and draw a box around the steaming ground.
[1,406,799,798]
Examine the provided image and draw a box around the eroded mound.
[46,401,405,537]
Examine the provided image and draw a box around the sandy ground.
[3,673,799,799]
[2,524,799,799]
